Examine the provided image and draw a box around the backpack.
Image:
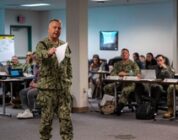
[100,101,115,115]
[135,100,155,120]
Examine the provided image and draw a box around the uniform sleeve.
[35,42,50,62]
[162,67,175,78]
[110,63,119,76]
[66,46,73,80]
[132,62,140,75]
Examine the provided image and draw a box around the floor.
[0,98,178,140]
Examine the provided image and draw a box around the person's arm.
[110,63,120,76]
[161,66,175,78]
[36,42,56,61]
[132,62,140,76]
[66,46,72,81]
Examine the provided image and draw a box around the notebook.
[9,69,23,77]
[141,69,156,80]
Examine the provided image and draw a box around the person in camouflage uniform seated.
[103,48,140,115]
[163,84,178,118]
[7,56,24,107]
[8,55,23,69]
[135,54,175,115]
[36,19,73,140]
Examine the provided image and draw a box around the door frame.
[10,25,32,52]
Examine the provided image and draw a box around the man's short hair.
[49,19,61,24]
[155,54,165,59]
[121,48,129,53]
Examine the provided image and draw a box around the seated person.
[139,55,146,69]
[23,52,34,74]
[0,62,3,67]
[135,54,175,113]
[133,52,144,69]
[102,48,140,115]
[163,84,178,118]
[17,63,39,119]
[7,55,23,70]
[145,52,157,69]
[5,56,24,107]
[88,54,102,98]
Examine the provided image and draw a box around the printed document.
[55,43,68,64]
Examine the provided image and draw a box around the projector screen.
[0,35,15,62]
[100,31,118,50]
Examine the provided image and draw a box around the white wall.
[0,8,5,34]
[5,9,41,52]
[39,10,66,41]
[88,1,175,64]
[4,1,176,68]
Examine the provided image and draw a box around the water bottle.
[99,62,105,71]
[129,70,134,76]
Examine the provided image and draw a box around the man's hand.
[160,63,167,69]
[118,71,128,77]
[48,47,56,56]
[29,81,37,88]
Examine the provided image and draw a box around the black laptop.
[9,69,23,78]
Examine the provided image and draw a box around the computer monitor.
[9,69,23,77]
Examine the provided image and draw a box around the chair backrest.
[108,56,122,66]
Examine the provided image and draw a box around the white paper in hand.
[55,43,68,64]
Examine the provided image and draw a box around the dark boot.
[116,103,125,116]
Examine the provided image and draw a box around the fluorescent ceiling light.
[21,3,50,7]
[91,0,110,1]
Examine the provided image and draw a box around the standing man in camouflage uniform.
[36,19,73,140]
[103,48,140,115]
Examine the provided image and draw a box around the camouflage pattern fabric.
[36,38,73,140]
[22,63,33,73]
[110,59,140,76]
[104,59,139,105]
[36,38,72,90]
[37,89,73,140]
[167,84,178,106]
[11,63,23,69]
[103,82,135,105]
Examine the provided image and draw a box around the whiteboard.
[0,35,15,62]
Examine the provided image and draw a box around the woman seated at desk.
[88,54,102,98]
[22,52,34,75]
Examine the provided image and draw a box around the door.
[10,26,32,63]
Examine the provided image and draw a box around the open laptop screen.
[141,69,156,79]
[10,69,23,77]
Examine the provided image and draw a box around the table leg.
[114,82,117,111]
[10,82,13,101]
[0,82,11,117]
[172,84,176,119]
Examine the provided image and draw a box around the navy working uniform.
[103,59,140,114]
[36,38,73,140]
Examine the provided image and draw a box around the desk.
[104,77,178,119]
[89,70,110,98]
[0,76,34,116]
